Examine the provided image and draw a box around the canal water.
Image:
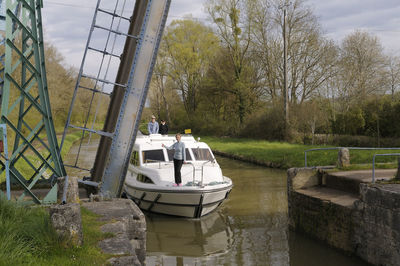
[145,157,369,266]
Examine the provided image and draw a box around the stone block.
[49,203,83,247]
[57,176,79,204]
[82,199,146,265]
[99,236,134,255]
[337,148,350,168]
[108,256,141,266]
[287,168,319,191]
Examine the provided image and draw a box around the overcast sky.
[41,0,400,71]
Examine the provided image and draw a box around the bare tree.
[250,0,338,106]
[385,54,400,100]
[151,46,171,123]
[337,30,387,110]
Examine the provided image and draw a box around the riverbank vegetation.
[0,196,110,265]
[0,130,84,184]
[145,0,400,149]
[202,136,400,169]
[21,0,399,153]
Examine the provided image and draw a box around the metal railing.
[305,147,400,183]
[305,147,400,167]
[187,161,210,187]
[372,153,400,183]
[142,158,215,187]
[143,159,170,169]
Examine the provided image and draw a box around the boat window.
[167,149,174,161]
[192,148,214,161]
[136,174,154,184]
[142,149,165,163]
[130,151,139,166]
[186,149,192,161]
[166,149,192,161]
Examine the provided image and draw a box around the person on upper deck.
[162,133,186,186]
[147,115,159,134]
[159,119,168,135]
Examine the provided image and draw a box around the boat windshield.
[192,148,214,161]
[142,149,165,163]
[166,149,192,161]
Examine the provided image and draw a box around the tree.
[162,19,220,119]
[337,30,387,111]
[150,43,172,123]
[385,55,400,101]
[206,0,259,127]
[250,0,338,106]
[294,99,329,144]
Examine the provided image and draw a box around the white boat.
[123,133,233,218]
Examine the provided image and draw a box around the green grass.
[0,195,111,265]
[59,130,85,158]
[201,136,400,169]
[0,130,84,184]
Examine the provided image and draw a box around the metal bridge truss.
[0,0,66,204]
[61,0,136,172]
[61,0,171,197]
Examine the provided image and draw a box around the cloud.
[169,0,207,21]
[41,0,400,71]
[42,0,209,70]
[307,0,400,53]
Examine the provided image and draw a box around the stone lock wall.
[288,188,355,252]
[287,168,354,253]
[288,168,400,265]
[353,184,400,265]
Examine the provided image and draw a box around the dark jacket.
[159,123,168,135]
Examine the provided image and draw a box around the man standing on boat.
[162,133,186,186]
[159,119,168,135]
[147,115,159,134]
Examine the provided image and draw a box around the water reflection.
[146,211,232,258]
[146,157,368,266]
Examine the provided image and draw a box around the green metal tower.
[0,0,66,204]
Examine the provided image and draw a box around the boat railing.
[144,159,172,169]
[187,159,216,187]
[201,159,216,186]
[144,159,216,186]
[186,162,197,185]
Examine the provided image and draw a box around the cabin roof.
[134,134,208,150]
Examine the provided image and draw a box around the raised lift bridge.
[0,0,171,202]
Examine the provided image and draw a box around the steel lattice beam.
[0,0,65,204]
[99,0,171,197]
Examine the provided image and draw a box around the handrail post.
[62,175,69,204]
[372,155,376,183]
[305,151,307,167]
[187,162,196,185]
[200,160,212,187]
[201,163,204,186]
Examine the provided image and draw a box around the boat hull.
[123,183,232,218]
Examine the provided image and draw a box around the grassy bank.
[201,136,400,169]
[0,130,83,184]
[0,195,110,265]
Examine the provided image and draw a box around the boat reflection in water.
[145,157,368,266]
[146,211,232,264]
